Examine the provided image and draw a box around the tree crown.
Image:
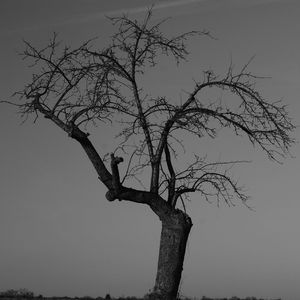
[4,11,295,215]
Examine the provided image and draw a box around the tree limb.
[164,142,176,207]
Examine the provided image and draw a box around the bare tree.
[3,11,295,300]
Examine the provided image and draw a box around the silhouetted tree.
[3,10,295,300]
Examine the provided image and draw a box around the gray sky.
[0,0,300,299]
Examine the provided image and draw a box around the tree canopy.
[5,11,295,215]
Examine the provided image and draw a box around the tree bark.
[150,209,193,300]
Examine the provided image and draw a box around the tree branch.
[164,142,176,207]
[109,153,124,200]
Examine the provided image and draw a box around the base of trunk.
[150,209,192,300]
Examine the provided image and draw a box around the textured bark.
[151,210,193,300]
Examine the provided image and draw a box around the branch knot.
[106,153,124,201]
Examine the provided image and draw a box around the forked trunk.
[150,210,192,300]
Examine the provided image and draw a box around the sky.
[0,0,300,299]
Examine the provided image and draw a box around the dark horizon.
[0,288,284,300]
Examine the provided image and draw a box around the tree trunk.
[150,210,193,300]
